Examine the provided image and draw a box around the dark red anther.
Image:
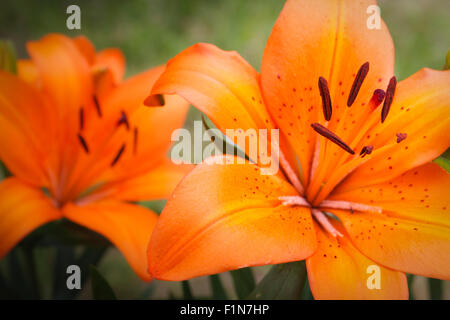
[396,133,407,143]
[117,110,130,130]
[318,77,332,121]
[370,89,385,109]
[77,134,89,154]
[93,95,103,118]
[111,144,126,166]
[347,62,370,107]
[311,123,355,155]
[360,145,374,157]
[381,76,397,123]
[133,127,138,154]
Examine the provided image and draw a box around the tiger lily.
[0,34,190,280]
[145,0,450,298]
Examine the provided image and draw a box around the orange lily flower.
[0,34,190,280]
[146,0,450,298]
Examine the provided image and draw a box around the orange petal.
[63,66,189,198]
[336,69,450,189]
[330,164,450,280]
[307,221,408,300]
[0,178,61,259]
[329,163,450,280]
[260,0,394,185]
[96,158,194,202]
[63,200,158,281]
[94,48,125,84]
[148,155,317,280]
[0,70,54,186]
[331,163,450,228]
[147,43,277,164]
[72,35,96,65]
[27,33,93,131]
[27,34,94,183]
[17,59,39,86]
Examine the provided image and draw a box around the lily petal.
[146,43,276,163]
[27,33,93,137]
[148,155,316,280]
[90,158,194,202]
[94,48,125,84]
[0,178,61,259]
[261,0,394,184]
[0,70,53,186]
[337,68,450,189]
[307,221,408,300]
[329,163,450,280]
[63,200,158,281]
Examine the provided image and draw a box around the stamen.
[318,77,332,121]
[381,76,397,123]
[117,110,130,130]
[133,127,138,154]
[360,145,373,157]
[111,144,126,167]
[77,134,89,154]
[369,89,385,109]
[93,95,103,118]
[319,199,382,214]
[347,62,369,107]
[311,123,355,155]
[311,209,343,237]
[278,148,304,194]
[79,107,84,131]
[396,132,407,143]
[279,196,311,207]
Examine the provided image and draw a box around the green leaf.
[90,265,117,300]
[209,274,228,300]
[433,156,450,173]
[407,274,415,300]
[428,278,443,300]
[247,261,307,300]
[202,115,249,161]
[0,40,17,74]
[230,267,255,299]
[182,280,194,299]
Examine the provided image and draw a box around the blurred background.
[0,0,449,299]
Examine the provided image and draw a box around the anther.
[117,110,130,130]
[369,89,385,109]
[381,76,397,123]
[133,127,138,154]
[79,107,84,131]
[311,123,355,155]
[77,134,89,154]
[396,132,407,143]
[93,95,103,118]
[318,77,332,121]
[111,144,126,167]
[360,145,373,157]
[347,62,369,107]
